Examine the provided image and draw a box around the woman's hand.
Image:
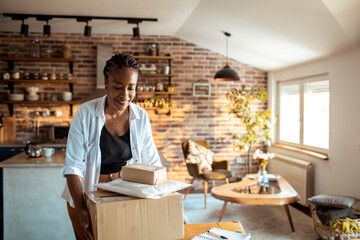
[77,207,94,240]
[66,174,94,240]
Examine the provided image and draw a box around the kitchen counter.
[0,140,67,147]
[1,149,73,239]
[0,149,66,167]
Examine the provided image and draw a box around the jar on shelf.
[62,44,72,58]
[156,82,164,92]
[50,73,56,80]
[29,40,41,58]
[150,44,157,56]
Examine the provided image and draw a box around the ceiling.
[0,0,359,71]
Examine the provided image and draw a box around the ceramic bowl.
[62,91,72,101]
[8,93,24,101]
[26,93,39,101]
[25,87,39,94]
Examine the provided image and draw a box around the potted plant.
[226,84,272,174]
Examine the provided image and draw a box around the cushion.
[185,140,214,172]
[316,206,360,226]
[308,194,359,208]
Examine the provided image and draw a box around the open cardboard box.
[85,189,184,240]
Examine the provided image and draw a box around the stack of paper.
[192,228,251,240]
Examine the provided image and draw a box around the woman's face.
[105,67,138,113]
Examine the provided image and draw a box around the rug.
[183,193,318,240]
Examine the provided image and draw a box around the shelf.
[1,57,75,74]
[1,57,76,117]
[1,100,76,116]
[143,107,174,110]
[140,73,176,77]
[3,79,76,84]
[134,56,175,60]
[2,100,77,104]
[137,91,176,95]
[1,57,76,62]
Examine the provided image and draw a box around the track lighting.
[20,19,28,36]
[84,21,92,37]
[43,20,51,36]
[4,13,157,37]
[133,22,140,38]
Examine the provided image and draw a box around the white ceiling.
[0,0,359,71]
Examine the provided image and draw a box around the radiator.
[268,154,314,206]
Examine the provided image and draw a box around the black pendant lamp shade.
[214,32,240,81]
[214,65,240,81]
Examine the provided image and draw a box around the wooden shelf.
[3,79,76,84]
[2,100,77,104]
[140,73,176,77]
[1,57,76,62]
[142,107,174,110]
[137,91,176,95]
[134,55,175,60]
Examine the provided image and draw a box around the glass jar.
[29,40,41,58]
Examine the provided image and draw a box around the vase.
[257,159,269,184]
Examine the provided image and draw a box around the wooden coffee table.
[210,174,300,232]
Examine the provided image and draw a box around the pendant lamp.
[214,32,240,81]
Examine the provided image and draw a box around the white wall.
[268,47,360,199]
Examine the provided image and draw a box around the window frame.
[276,75,329,154]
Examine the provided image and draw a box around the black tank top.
[100,125,132,174]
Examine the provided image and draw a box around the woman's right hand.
[66,174,95,240]
[77,207,94,240]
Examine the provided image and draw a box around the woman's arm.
[66,174,94,240]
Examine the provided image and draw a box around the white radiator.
[268,154,314,206]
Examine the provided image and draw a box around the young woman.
[61,54,161,239]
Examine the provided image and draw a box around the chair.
[309,195,360,240]
[182,139,233,208]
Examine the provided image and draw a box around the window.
[277,77,329,152]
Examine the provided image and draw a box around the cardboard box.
[85,190,184,240]
[121,163,167,185]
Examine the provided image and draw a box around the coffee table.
[178,221,245,240]
[210,174,300,232]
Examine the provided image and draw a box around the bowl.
[8,93,24,101]
[26,93,39,101]
[25,87,39,94]
[62,91,72,101]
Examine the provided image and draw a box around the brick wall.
[0,32,268,181]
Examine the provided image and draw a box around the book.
[192,227,251,240]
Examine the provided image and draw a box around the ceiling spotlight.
[20,19,28,36]
[43,20,51,36]
[214,31,240,81]
[133,22,140,38]
[84,21,91,37]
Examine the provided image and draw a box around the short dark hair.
[103,54,139,79]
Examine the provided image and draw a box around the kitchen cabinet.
[1,57,76,116]
[134,55,175,115]
[0,150,73,240]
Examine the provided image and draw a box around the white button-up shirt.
[61,96,161,207]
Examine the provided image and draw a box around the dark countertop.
[0,149,66,168]
[0,141,67,148]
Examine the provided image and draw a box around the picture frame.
[193,83,211,96]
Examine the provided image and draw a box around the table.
[211,174,300,232]
[179,221,245,240]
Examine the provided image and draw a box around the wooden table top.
[211,174,300,205]
[179,221,245,240]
